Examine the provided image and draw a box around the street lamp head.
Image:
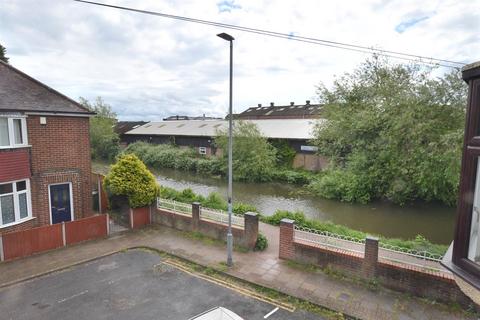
[217,32,234,41]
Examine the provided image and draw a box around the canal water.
[154,168,456,244]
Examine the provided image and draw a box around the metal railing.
[293,225,448,273]
[377,243,445,271]
[157,198,192,215]
[294,225,365,255]
[156,198,244,228]
[378,242,443,262]
[200,207,244,228]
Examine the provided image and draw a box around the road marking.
[264,307,279,318]
[57,290,88,303]
[162,260,295,312]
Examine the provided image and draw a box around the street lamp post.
[217,32,234,267]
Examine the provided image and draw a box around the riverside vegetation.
[124,140,314,185]
[158,185,447,256]
[89,57,466,207]
[311,57,467,206]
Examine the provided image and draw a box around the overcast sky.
[1,0,479,120]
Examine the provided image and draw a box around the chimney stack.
[306,100,310,105]
[270,102,274,107]
[290,102,295,106]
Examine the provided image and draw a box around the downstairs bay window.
[0,179,32,227]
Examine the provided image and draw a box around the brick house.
[0,60,94,235]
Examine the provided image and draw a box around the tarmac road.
[0,249,324,320]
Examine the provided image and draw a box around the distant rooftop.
[236,100,323,120]
[163,115,223,121]
[125,118,324,140]
[115,121,149,135]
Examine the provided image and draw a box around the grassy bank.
[262,210,447,256]
[159,185,448,256]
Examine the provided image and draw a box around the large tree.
[215,121,276,182]
[0,43,9,63]
[311,57,467,205]
[80,97,120,161]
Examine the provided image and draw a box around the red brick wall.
[0,218,37,235]
[153,206,258,249]
[27,115,92,226]
[278,224,473,307]
[0,148,31,182]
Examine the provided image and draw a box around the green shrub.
[215,121,277,182]
[261,210,306,225]
[158,186,260,218]
[232,203,258,216]
[124,142,224,176]
[203,192,227,210]
[254,233,268,251]
[308,169,374,204]
[270,169,314,185]
[270,139,297,167]
[104,154,160,208]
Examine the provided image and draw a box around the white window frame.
[0,179,33,228]
[48,182,74,225]
[0,115,28,149]
[199,147,207,155]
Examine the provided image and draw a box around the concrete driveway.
[0,249,323,320]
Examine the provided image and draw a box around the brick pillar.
[279,218,295,260]
[192,202,200,231]
[244,212,259,249]
[363,236,379,278]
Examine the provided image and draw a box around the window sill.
[0,145,32,150]
[0,216,36,229]
[442,242,480,291]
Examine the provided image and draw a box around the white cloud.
[0,0,478,120]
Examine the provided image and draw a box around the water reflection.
[155,168,456,244]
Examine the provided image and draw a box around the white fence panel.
[157,198,192,215]
[200,208,244,228]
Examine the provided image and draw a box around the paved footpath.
[0,223,473,320]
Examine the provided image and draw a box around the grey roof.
[126,119,325,140]
[237,102,323,119]
[163,115,223,121]
[115,121,149,135]
[0,60,93,115]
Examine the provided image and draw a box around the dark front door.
[50,184,72,224]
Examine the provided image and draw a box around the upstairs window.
[0,117,28,148]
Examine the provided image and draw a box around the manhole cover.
[338,293,351,302]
